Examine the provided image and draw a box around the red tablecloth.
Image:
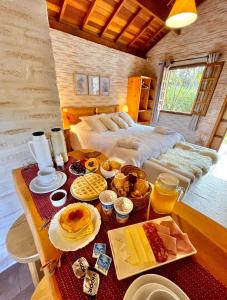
[21,163,227,300]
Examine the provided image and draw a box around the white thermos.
[51,128,68,163]
[28,131,53,170]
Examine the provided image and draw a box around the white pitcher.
[51,128,68,163]
[28,131,53,170]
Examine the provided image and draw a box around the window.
[161,65,205,114]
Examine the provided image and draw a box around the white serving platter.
[48,203,101,251]
[107,216,197,280]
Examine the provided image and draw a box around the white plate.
[108,216,197,280]
[29,172,67,194]
[124,274,189,300]
[48,203,101,251]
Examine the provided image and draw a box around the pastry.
[71,173,107,201]
[134,179,149,195]
[102,161,110,171]
[58,204,94,239]
[102,159,122,171]
[113,173,126,189]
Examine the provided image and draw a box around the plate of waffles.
[70,173,107,201]
[48,203,101,251]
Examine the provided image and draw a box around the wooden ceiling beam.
[47,1,60,13]
[82,0,97,30]
[143,26,165,50]
[49,18,145,58]
[129,17,154,48]
[59,0,68,22]
[100,0,125,37]
[115,7,141,43]
[133,0,170,23]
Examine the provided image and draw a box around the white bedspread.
[70,123,184,167]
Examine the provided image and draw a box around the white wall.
[0,0,61,272]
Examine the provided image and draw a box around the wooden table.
[12,150,227,299]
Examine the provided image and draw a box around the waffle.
[71,173,107,201]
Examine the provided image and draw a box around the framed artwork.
[88,75,100,95]
[100,76,110,96]
[75,74,88,95]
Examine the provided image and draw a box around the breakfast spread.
[72,257,90,279]
[83,269,100,296]
[99,190,117,215]
[71,173,107,201]
[114,197,133,223]
[59,205,94,239]
[102,159,122,171]
[69,160,86,175]
[85,158,99,172]
[92,243,106,258]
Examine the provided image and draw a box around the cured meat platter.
[108,216,197,280]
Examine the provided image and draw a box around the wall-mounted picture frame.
[100,76,110,96]
[88,75,100,95]
[74,73,88,95]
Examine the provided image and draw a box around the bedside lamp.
[121,105,128,113]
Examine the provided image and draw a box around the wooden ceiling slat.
[82,0,97,29]
[133,0,170,23]
[129,17,154,47]
[143,26,164,49]
[49,17,145,57]
[59,0,68,22]
[115,7,141,43]
[100,0,125,37]
[47,1,60,13]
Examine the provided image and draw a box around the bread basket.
[111,165,152,211]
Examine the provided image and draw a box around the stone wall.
[0,0,61,272]
[146,0,227,145]
[50,29,148,108]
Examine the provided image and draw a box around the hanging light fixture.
[165,0,198,29]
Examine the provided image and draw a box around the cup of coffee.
[50,189,67,207]
[37,167,57,185]
[99,190,117,215]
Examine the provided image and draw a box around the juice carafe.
[151,173,180,214]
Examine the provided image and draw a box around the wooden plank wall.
[0,0,62,272]
[50,29,148,108]
[146,0,227,146]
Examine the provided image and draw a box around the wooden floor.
[183,146,227,228]
[0,263,34,300]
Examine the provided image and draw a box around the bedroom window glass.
[161,65,205,114]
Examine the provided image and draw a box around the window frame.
[160,62,206,115]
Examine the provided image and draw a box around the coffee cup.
[99,190,117,215]
[37,167,57,185]
[114,197,133,223]
[50,189,67,207]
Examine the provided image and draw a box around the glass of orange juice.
[151,173,184,214]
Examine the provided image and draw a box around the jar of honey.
[151,173,183,214]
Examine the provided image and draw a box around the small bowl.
[100,158,124,179]
[50,189,67,207]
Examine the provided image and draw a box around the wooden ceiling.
[46,0,205,58]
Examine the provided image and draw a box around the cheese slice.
[124,225,156,267]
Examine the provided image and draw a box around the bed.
[62,106,191,190]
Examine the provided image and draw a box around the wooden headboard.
[61,105,120,129]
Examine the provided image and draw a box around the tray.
[108,216,197,280]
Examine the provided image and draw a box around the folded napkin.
[154,126,175,135]
[117,137,140,150]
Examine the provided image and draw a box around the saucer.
[29,171,67,194]
[124,274,189,300]
[133,283,179,300]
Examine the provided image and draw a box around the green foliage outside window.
[163,66,205,113]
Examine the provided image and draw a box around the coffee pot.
[28,131,53,170]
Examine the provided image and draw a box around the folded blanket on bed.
[175,142,218,163]
[116,137,140,150]
[154,126,175,135]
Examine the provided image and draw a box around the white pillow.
[99,116,119,131]
[119,112,134,126]
[79,115,108,133]
[111,115,128,129]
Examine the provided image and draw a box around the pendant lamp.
[165,0,198,29]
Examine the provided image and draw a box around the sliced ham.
[175,233,194,253]
[154,223,170,235]
[157,232,177,256]
[160,220,183,236]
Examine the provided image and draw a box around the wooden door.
[208,96,227,150]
